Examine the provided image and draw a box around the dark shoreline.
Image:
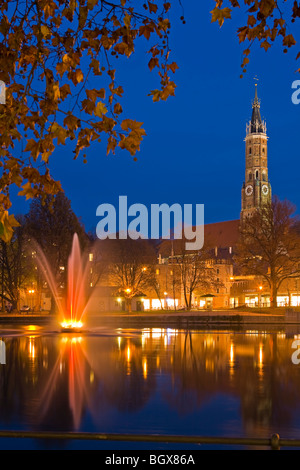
[0,310,296,327]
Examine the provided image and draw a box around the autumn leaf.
[261,40,271,51]
[139,23,155,40]
[113,103,123,115]
[283,34,296,48]
[94,101,108,117]
[24,139,40,160]
[41,25,51,38]
[75,69,84,84]
[51,123,67,145]
[210,6,232,27]
[148,2,158,14]
[18,182,38,200]
[259,0,276,18]
[119,120,146,155]
[0,211,19,242]
[167,62,179,73]
[247,15,256,27]
[87,0,98,9]
[124,12,131,28]
[148,57,159,71]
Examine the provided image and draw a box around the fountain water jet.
[35,233,91,332]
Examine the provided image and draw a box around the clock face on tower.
[262,184,269,195]
[245,185,253,196]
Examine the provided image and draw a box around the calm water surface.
[0,321,300,449]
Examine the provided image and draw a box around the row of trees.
[2,191,300,312]
[99,237,221,311]
[0,192,87,311]
[236,196,300,308]
[0,191,223,312]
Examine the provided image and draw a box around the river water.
[0,322,300,449]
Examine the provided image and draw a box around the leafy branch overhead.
[0,0,180,238]
[211,0,298,77]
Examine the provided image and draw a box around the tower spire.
[253,83,259,106]
[241,83,271,221]
[248,82,266,134]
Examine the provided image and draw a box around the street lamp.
[28,289,35,311]
[164,291,168,310]
[259,285,263,307]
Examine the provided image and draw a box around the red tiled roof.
[158,219,240,256]
[204,219,240,248]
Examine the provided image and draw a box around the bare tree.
[108,238,157,312]
[0,216,35,311]
[235,196,300,308]
[175,244,220,311]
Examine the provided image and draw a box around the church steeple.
[251,84,263,133]
[248,84,267,134]
[241,83,271,220]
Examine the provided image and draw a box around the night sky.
[11,2,300,234]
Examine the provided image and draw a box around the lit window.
[89,253,93,262]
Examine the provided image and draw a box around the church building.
[241,84,272,220]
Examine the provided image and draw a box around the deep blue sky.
[11,2,300,234]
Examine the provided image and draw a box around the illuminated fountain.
[36,233,90,332]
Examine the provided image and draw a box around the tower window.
[249,147,252,155]
[256,170,259,179]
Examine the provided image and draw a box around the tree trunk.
[183,287,189,310]
[11,298,18,312]
[50,295,56,314]
[188,292,192,311]
[172,282,177,311]
[271,282,278,308]
[126,298,132,313]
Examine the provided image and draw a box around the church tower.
[241,84,271,220]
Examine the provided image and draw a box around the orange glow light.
[61,321,83,330]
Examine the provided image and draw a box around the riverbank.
[90,310,288,328]
[0,309,296,327]
[0,307,299,330]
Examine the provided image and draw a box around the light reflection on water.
[1,324,300,448]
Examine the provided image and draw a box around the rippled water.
[0,322,300,449]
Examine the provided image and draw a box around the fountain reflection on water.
[36,233,90,331]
